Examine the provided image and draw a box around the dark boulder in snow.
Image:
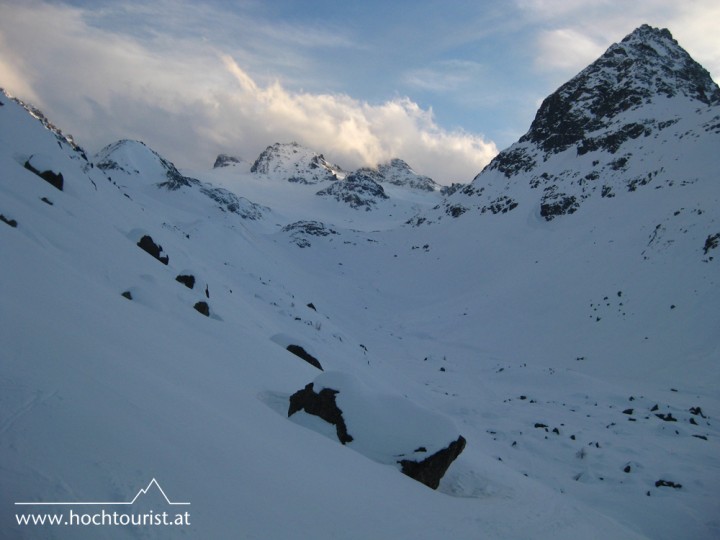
[286,344,323,371]
[176,274,196,289]
[398,436,467,489]
[288,382,353,444]
[24,155,64,191]
[137,235,169,265]
[193,301,210,317]
[702,233,719,255]
[287,372,465,489]
[655,479,682,489]
[1,214,18,228]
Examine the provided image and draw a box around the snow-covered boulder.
[24,153,64,191]
[288,372,466,489]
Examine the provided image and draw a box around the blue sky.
[1,0,718,183]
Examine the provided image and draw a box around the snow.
[2,25,720,539]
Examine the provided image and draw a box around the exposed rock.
[282,220,338,248]
[193,301,210,317]
[689,406,706,418]
[176,274,196,289]
[251,142,342,184]
[1,214,18,228]
[520,25,719,156]
[287,372,465,489]
[655,479,682,489]
[481,195,518,215]
[316,170,388,210]
[702,233,719,255]
[398,436,466,489]
[286,345,323,370]
[540,189,579,220]
[137,235,169,265]
[213,154,242,168]
[288,383,353,444]
[24,156,64,191]
[375,158,439,192]
[121,291,133,300]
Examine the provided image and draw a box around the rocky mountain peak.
[424,24,720,225]
[250,142,343,184]
[213,154,245,169]
[377,159,439,192]
[520,24,720,155]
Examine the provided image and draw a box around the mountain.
[250,141,344,184]
[2,24,719,540]
[212,153,251,172]
[315,169,389,210]
[432,24,720,221]
[95,139,268,220]
[353,158,439,192]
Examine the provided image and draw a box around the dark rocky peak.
[250,142,343,184]
[520,24,720,155]
[431,24,720,224]
[213,154,245,169]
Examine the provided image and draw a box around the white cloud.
[219,56,497,182]
[0,0,496,183]
[520,0,720,84]
[534,28,607,73]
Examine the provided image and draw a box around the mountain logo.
[14,478,190,506]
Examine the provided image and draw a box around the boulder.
[288,383,352,443]
[286,344,323,370]
[137,235,169,265]
[398,436,467,489]
[287,372,465,489]
[24,155,64,191]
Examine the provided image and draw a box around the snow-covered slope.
[2,23,719,540]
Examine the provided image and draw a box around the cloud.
[219,56,497,182]
[403,60,488,93]
[0,0,496,183]
[534,28,607,73]
[518,0,720,83]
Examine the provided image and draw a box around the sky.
[1,0,718,184]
